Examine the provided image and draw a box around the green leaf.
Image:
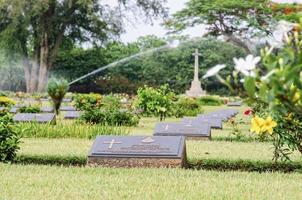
[244,77,256,98]
[259,83,268,102]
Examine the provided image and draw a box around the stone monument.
[186,49,206,97]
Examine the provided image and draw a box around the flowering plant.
[0,96,15,107]
[203,19,302,160]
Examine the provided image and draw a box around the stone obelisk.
[186,49,206,97]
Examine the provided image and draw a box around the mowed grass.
[18,138,302,163]
[4,104,302,199]
[1,164,302,200]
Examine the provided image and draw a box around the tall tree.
[166,0,274,53]
[0,0,167,92]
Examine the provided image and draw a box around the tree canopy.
[0,0,167,92]
[166,0,274,53]
[52,36,246,95]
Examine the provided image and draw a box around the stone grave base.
[87,147,187,168]
[186,136,211,141]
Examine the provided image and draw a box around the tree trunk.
[37,33,49,93]
[223,33,253,54]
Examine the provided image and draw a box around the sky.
[104,0,204,43]
[105,0,302,43]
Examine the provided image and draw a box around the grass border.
[15,154,302,173]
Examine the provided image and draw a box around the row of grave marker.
[0,105,80,123]
[88,108,239,168]
[153,109,239,140]
[5,98,241,168]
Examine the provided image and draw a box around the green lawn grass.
[1,164,302,200]
[3,104,302,199]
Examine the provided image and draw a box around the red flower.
[244,109,253,116]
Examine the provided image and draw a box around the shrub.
[135,85,175,121]
[240,20,302,161]
[174,97,204,117]
[105,109,139,126]
[19,105,41,113]
[101,94,121,110]
[80,108,139,126]
[47,78,69,115]
[0,96,15,107]
[197,96,223,106]
[73,93,102,110]
[0,114,21,162]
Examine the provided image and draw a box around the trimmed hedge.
[189,159,302,173]
[198,96,223,106]
[15,154,302,173]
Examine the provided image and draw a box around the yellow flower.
[262,116,277,135]
[250,116,265,134]
[293,91,300,102]
[285,113,293,120]
[0,96,15,106]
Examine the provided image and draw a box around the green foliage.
[18,105,41,113]
[73,93,102,111]
[0,113,20,162]
[134,35,167,51]
[47,78,69,115]
[227,118,245,140]
[54,38,245,95]
[174,97,204,118]
[95,75,140,94]
[80,109,139,126]
[0,96,15,107]
[166,0,273,52]
[135,85,175,121]
[101,94,122,110]
[243,19,302,160]
[0,0,166,92]
[74,93,137,126]
[20,123,129,139]
[198,96,223,106]
[271,3,302,22]
[189,158,302,173]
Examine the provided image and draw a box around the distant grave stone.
[62,98,72,103]
[212,109,239,117]
[0,107,7,111]
[24,98,36,102]
[181,117,223,129]
[41,107,54,113]
[88,136,186,168]
[0,107,19,113]
[9,107,18,113]
[13,113,56,124]
[59,106,76,111]
[198,113,229,121]
[40,98,50,102]
[64,111,81,119]
[153,122,211,140]
[227,102,242,107]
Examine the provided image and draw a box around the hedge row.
[15,154,302,173]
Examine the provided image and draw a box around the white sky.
[104,0,302,43]
[103,0,204,43]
